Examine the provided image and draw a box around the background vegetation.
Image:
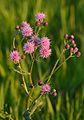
[0,0,84,120]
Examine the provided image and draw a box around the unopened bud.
[65,44,70,49]
[73,47,78,54]
[13,48,17,51]
[71,40,75,45]
[44,22,48,26]
[76,51,81,57]
[52,89,57,97]
[15,25,20,30]
[73,43,76,47]
[30,84,34,88]
[70,35,74,39]
[70,48,74,54]
[64,34,69,40]
[35,21,41,26]
[38,80,44,86]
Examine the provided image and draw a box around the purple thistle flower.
[20,21,33,38]
[40,37,50,49]
[42,84,51,93]
[10,50,21,63]
[23,41,35,54]
[35,12,46,23]
[40,48,51,58]
[30,35,40,47]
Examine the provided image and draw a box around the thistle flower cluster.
[64,34,81,57]
[10,13,51,63]
[9,13,81,119]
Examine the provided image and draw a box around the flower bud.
[52,89,57,97]
[64,34,69,40]
[73,43,76,47]
[70,48,74,54]
[70,35,74,39]
[65,44,70,49]
[73,47,78,54]
[35,21,41,26]
[71,40,75,45]
[13,48,17,51]
[76,51,81,57]
[15,25,20,30]
[40,91,44,95]
[30,84,34,88]
[44,22,48,26]
[38,80,44,86]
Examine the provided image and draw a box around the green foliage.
[0,0,84,120]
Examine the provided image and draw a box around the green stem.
[13,31,18,48]
[18,63,29,95]
[30,57,34,75]
[54,55,72,73]
[13,37,16,48]
[47,49,65,83]
[26,87,34,109]
[29,94,42,116]
[12,68,30,75]
[29,53,35,84]
[26,53,35,109]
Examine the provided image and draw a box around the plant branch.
[29,94,42,116]
[12,67,30,75]
[47,49,65,83]
[18,63,29,95]
[54,55,73,73]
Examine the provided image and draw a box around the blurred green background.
[0,0,84,120]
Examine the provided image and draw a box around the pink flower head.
[23,41,34,54]
[10,50,21,63]
[30,35,40,47]
[42,84,51,93]
[40,48,51,58]
[41,37,50,49]
[20,21,33,37]
[35,12,46,23]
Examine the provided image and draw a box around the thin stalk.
[13,31,17,48]
[26,87,34,109]
[36,26,43,35]
[26,53,35,109]
[13,37,16,48]
[34,26,38,34]
[30,57,35,74]
[54,55,72,73]
[29,59,34,84]
[47,49,65,83]
[18,63,29,95]
[36,27,41,35]
[29,94,42,116]
[29,52,35,84]
[12,68,30,75]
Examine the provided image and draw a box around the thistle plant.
[9,12,81,120]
